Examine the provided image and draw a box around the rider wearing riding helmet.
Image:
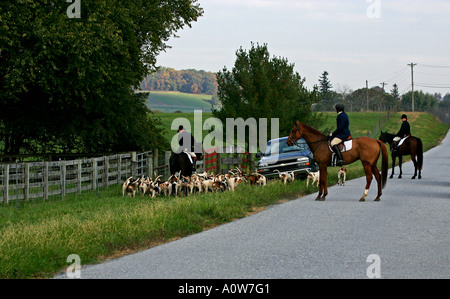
[329,103,351,166]
[177,125,198,171]
[392,114,411,153]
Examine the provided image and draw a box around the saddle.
[328,137,353,167]
[398,135,410,147]
[328,137,353,153]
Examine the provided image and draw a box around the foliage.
[213,43,324,143]
[0,112,446,279]
[140,67,218,95]
[315,71,337,111]
[401,91,439,112]
[0,0,203,155]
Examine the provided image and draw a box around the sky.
[156,0,450,97]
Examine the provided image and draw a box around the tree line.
[140,68,218,95]
[0,0,203,158]
[315,71,449,120]
[2,0,447,161]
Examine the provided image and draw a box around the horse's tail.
[416,137,423,171]
[377,140,388,189]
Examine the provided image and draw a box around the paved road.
[57,132,450,279]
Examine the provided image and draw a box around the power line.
[415,84,450,89]
[420,64,450,68]
[415,71,450,77]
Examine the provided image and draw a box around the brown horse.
[287,121,388,201]
[378,131,423,179]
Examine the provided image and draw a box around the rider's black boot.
[332,145,345,166]
[392,141,398,153]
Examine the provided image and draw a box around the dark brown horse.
[378,131,423,179]
[287,121,388,201]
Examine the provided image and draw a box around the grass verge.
[0,112,447,279]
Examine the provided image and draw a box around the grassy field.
[152,111,391,146]
[144,91,214,113]
[0,112,447,278]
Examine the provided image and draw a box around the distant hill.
[144,91,216,113]
[140,67,218,95]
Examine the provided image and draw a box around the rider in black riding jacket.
[176,125,200,171]
[392,114,411,153]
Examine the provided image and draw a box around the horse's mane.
[380,131,395,141]
[300,123,326,137]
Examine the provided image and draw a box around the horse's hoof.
[389,176,393,179]
[374,197,381,202]
[316,197,326,201]
[411,176,416,179]
[418,175,422,179]
[398,176,402,179]
[359,198,365,202]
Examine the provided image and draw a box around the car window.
[264,138,309,156]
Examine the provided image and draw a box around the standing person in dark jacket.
[392,114,411,153]
[329,103,351,166]
[177,125,198,171]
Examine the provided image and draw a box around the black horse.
[169,152,202,177]
[379,131,423,179]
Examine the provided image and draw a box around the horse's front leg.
[398,155,403,179]
[316,164,328,201]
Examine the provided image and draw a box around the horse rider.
[392,114,411,153]
[177,125,199,171]
[329,103,351,166]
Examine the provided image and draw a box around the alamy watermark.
[366,0,381,19]
[66,254,81,278]
[171,110,279,155]
[66,0,81,19]
[366,254,381,278]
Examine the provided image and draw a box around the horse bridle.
[287,125,301,146]
[288,124,327,154]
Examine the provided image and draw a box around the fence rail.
[0,147,257,204]
[0,151,149,204]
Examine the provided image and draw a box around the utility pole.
[408,63,417,112]
[366,80,369,111]
[380,82,387,112]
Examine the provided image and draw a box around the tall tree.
[317,71,335,111]
[213,43,323,145]
[0,0,203,155]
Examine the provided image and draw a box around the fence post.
[147,154,153,178]
[118,155,122,183]
[104,156,109,189]
[61,160,66,201]
[24,163,29,201]
[217,149,222,174]
[44,161,48,201]
[164,151,171,179]
[131,152,137,178]
[92,158,97,191]
[153,148,159,178]
[77,160,82,194]
[3,164,9,204]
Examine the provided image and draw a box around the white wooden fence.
[0,148,249,204]
[0,151,156,204]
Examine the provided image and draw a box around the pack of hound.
[122,168,269,198]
